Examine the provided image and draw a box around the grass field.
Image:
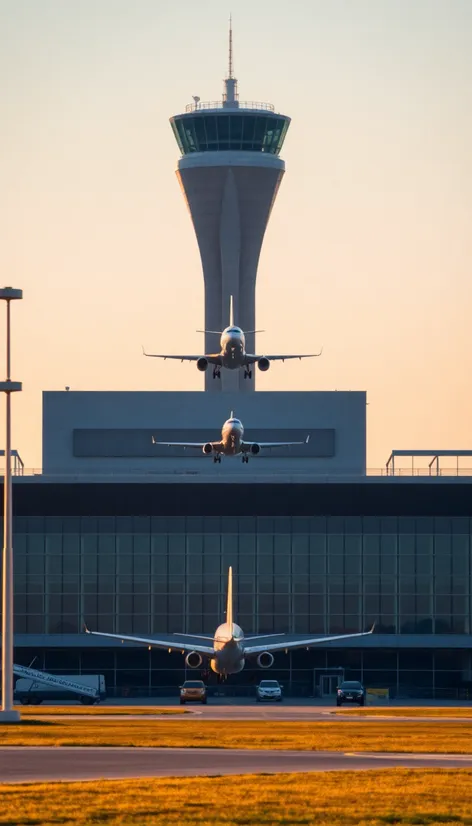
[335,707,472,718]
[1,770,472,825]
[18,705,187,716]
[1,718,472,752]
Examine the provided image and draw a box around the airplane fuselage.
[219,327,246,370]
[210,622,245,675]
[220,418,245,456]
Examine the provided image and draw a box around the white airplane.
[85,568,374,677]
[152,412,310,463]
[142,296,322,380]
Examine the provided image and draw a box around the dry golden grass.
[1,770,472,824]
[335,707,472,718]
[1,718,472,752]
[19,705,186,716]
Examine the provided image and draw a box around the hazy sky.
[1,0,471,470]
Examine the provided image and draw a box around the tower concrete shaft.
[177,153,284,392]
[170,23,290,392]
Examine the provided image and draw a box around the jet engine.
[257,357,270,372]
[257,651,274,668]
[250,444,261,455]
[185,651,203,669]
[197,357,209,372]
[202,443,213,455]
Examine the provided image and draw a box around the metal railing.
[381,467,472,478]
[184,100,275,113]
[2,466,472,478]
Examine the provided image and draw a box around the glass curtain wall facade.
[12,516,472,638]
[13,646,471,700]
[170,113,290,155]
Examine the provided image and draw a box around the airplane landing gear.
[213,368,221,379]
[213,455,222,464]
[242,455,249,464]
[244,369,252,379]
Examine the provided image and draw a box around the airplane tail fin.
[226,566,233,632]
[229,295,234,327]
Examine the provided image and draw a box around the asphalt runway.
[2,747,472,783]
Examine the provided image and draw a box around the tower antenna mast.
[223,14,238,106]
[228,13,233,79]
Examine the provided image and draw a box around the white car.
[256,680,283,702]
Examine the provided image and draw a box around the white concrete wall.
[42,390,366,476]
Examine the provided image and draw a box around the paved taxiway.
[2,747,472,783]
[46,703,472,723]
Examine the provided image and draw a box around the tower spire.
[223,14,238,107]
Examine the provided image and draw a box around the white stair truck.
[13,664,106,705]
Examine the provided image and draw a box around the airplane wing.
[242,436,310,451]
[84,626,215,655]
[244,626,375,655]
[152,437,224,452]
[245,349,322,365]
[142,347,222,365]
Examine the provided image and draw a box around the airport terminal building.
[3,52,472,702]
[5,390,472,700]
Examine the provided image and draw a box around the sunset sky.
[1,0,471,471]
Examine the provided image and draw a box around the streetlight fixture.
[0,287,22,723]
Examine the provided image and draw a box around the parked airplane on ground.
[152,412,310,463]
[85,568,374,676]
[142,296,322,379]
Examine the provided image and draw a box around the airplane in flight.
[142,296,322,380]
[152,412,310,463]
[85,568,374,677]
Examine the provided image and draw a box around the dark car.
[336,680,365,706]
[179,680,207,704]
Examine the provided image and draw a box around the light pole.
[0,287,22,722]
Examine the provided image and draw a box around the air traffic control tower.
[170,24,290,393]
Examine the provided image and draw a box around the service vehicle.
[336,680,365,706]
[14,674,106,705]
[179,680,207,704]
[256,679,283,702]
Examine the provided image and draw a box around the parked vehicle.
[256,680,283,702]
[179,680,207,704]
[14,674,106,705]
[336,680,365,706]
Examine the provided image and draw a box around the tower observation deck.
[170,22,291,392]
